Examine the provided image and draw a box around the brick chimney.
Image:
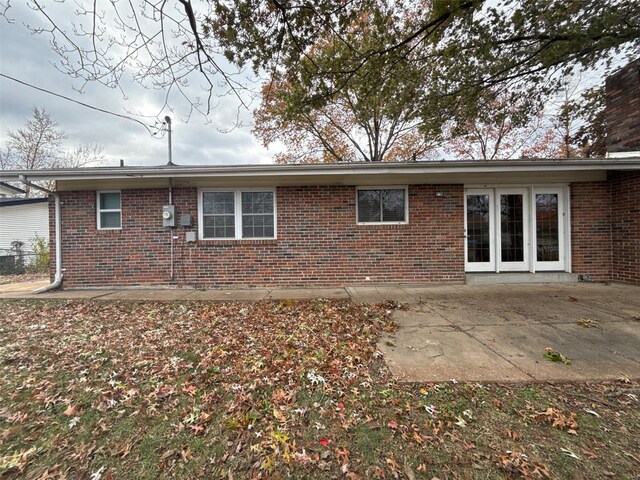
[605,59,640,157]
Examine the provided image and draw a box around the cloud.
[0,2,276,167]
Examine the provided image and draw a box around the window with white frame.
[357,187,408,224]
[200,190,276,239]
[97,191,122,229]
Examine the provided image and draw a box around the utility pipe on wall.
[18,176,63,293]
[165,116,175,280]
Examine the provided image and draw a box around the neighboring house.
[0,182,25,197]
[0,196,50,256]
[0,62,638,289]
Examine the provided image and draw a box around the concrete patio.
[377,282,640,383]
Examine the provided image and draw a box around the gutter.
[2,158,640,182]
[18,176,63,293]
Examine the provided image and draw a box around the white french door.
[464,189,495,272]
[465,187,567,273]
[496,188,530,272]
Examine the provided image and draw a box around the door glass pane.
[536,193,559,262]
[500,194,524,262]
[466,194,491,263]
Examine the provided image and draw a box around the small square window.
[357,188,407,224]
[97,191,121,229]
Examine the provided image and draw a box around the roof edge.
[1,158,640,182]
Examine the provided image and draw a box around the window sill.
[356,223,410,229]
[198,238,278,246]
[96,228,122,233]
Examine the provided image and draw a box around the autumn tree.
[3,107,106,196]
[441,91,555,160]
[254,8,437,163]
[2,0,637,130]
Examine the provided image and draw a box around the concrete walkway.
[378,282,640,383]
[0,281,461,303]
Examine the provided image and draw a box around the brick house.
[1,62,638,290]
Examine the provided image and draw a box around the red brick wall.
[570,181,612,281]
[54,185,465,288]
[610,171,640,284]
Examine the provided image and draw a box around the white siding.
[0,203,49,253]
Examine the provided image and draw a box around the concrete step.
[466,272,579,285]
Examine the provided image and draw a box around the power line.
[0,72,157,135]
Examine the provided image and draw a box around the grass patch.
[1,299,638,479]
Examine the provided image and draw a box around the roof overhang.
[1,158,639,191]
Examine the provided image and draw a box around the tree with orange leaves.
[253,7,439,163]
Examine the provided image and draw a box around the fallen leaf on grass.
[63,404,79,416]
[498,451,551,479]
[503,428,520,440]
[404,460,416,480]
[532,408,578,433]
[561,447,579,459]
[0,447,37,475]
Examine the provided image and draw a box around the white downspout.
[18,176,63,293]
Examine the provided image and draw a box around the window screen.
[98,192,121,229]
[241,192,274,238]
[202,191,235,238]
[357,188,406,223]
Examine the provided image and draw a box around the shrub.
[28,236,49,274]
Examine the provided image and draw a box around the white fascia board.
[607,151,640,158]
[1,158,640,183]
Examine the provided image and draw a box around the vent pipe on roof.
[165,116,174,166]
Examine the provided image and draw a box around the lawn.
[0,299,638,479]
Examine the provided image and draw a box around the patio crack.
[454,326,538,382]
[402,304,537,381]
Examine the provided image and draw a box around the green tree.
[5,0,637,129]
[210,0,639,134]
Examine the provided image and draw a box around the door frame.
[532,187,566,272]
[464,185,571,274]
[464,189,496,272]
[496,188,530,272]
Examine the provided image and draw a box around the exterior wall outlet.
[162,205,176,227]
[185,231,196,243]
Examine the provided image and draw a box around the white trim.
[464,184,572,274]
[496,188,530,272]
[564,185,572,273]
[464,189,495,272]
[198,187,277,241]
[355,185,409,225]
[532,187,565,271]
[607,151,640,158]
[96,190,122,230]
[2,158,640,183]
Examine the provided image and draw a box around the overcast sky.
[0,2,277,167]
